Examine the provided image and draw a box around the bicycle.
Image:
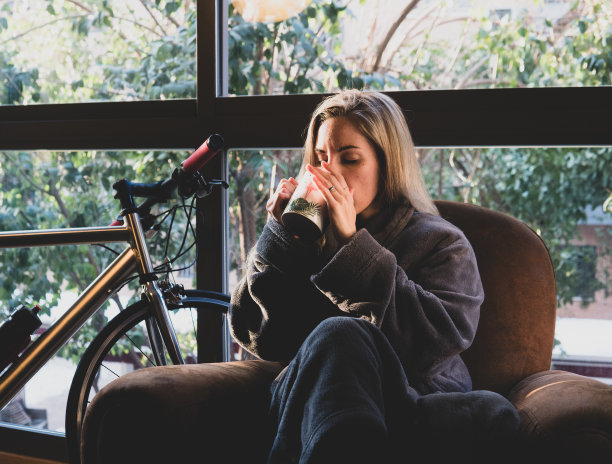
[0,134,231,464]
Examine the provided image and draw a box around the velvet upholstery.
[81,201,612,463]
[508,370,612,463]
[81,360,284,463]
[436,201,557,395]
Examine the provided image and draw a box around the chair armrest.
[508,370,612,462]
[82,360,284,464]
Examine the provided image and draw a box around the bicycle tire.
[65,292,229,464]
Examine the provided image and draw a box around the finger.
[320,161,349,191]
[285,177,298,195]
[307,165,336,191]
[267,185,293,221]
[313,165,348,198]
[312,174,338,204]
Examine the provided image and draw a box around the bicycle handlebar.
[111,134,225,223]
[181,134,224,174]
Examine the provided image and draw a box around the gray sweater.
[229,198,484,394]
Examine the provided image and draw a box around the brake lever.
[209,179,229,189]
[195,178,229,198]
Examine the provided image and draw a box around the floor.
[0,451,65,464]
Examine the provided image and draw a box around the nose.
[324,152,339,170]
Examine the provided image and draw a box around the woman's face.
[314,116,381,219]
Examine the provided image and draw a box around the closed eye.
[315,150,327,164]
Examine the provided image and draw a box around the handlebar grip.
[181,134,224,173]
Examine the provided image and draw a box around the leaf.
[165,2,180,15]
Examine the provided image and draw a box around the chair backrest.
[435,201,557,396]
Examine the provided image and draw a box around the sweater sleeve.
[229,220,342,361]
[310,218,483,379]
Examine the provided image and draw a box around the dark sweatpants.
[267,317,520,464]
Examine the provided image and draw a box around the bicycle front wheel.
[65,292,229,464]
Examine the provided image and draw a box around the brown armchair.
[80,201,612,463]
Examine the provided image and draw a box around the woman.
[229,90,519,463]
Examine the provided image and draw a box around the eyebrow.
[315,145,360,153]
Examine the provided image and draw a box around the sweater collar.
[322,196,415,258]
[361,196,415,249]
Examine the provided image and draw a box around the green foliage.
[0,147,198,360]
[0,0,195,104]
[456,2,612,88]
[422,144,612,307]
[0,0,611,369]
[0,53,40,104]
[227,0,398,95]
[98,9,197,100]
[471,147,611,306]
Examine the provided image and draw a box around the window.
[227,147,612,369]
[0,0,610,461]
[0,0,196,105]
[0,0,215,459]
[0,149,199,434]
[227,0,610,96]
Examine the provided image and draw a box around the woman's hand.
[266,177,298,224]
[307,163,356,245]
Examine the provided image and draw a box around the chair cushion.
[508,370,612,462]
[82,360,284,464]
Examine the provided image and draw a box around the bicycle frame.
[0,211,183,410]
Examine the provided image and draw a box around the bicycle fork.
[123,212,184,365]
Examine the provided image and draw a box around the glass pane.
[0,0,196,105]
[227,0,611,95]
[227,146,612,382]
[0,149,197,432]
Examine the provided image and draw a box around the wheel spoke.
[125,330,156,367]
[66,294,228,464]
[100,362,121,379]
[190,308,197,339]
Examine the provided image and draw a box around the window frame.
[0,0,611,460]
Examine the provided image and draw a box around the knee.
[307,316,375,345]
[298,317,383,363]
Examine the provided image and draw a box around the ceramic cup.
[281,171,328,240]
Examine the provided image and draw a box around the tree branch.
[381,2,439,75]
[66,0,93,13]
[113,15,165,37]
[0,15,88,46]
[405,3,443,77]
[47,183,101,275]
[370,0,421,73]
[453,55,489,89]
[139,0,169,35]
[1,153,47,194]
[461,148,482,203]
[459,78,526,89]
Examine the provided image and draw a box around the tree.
[226,0,405,270]
[0,0,610,368]
[226,0,612,308]
[0,0,199,363]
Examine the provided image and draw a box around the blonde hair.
[301,89,438,215]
